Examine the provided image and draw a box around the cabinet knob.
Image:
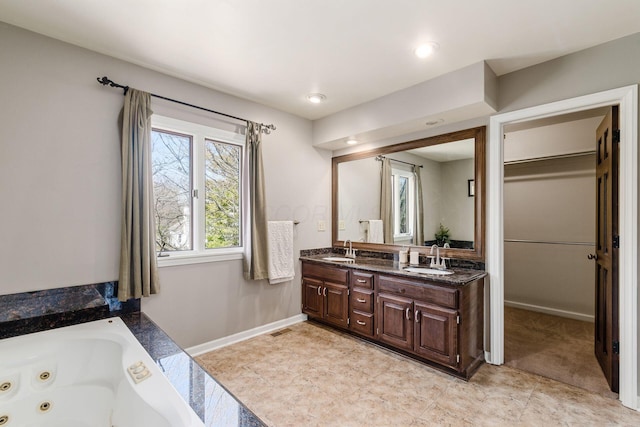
[405,307,411,320]
[356,298,366,303]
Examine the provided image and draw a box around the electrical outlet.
[338,220,346,230]
[317,220,326,231]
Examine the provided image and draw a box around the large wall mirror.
[332,126,485,260]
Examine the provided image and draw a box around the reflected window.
[392,168,414,240]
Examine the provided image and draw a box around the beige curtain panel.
[243,121,269,280]
[380,158,394,244]
[118,88,160,301]
[413,165,424,246]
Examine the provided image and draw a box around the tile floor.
[196,321,640,426]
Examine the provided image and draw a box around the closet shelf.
[504,150,595,165]
[504,238,595,247]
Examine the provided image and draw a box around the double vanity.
[299,253,486,379]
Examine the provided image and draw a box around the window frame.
[151,115,246,267]
[392,167,415,242]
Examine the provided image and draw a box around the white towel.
[368,220,384,243]
[267,221,295,284]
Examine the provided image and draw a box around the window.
[392,168,414,240]
[151,116,245,266]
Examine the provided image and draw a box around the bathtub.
[0,317,204,427]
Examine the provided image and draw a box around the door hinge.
[456,315,460,325]
[613,129,620,143]
[613,341,620,354]
[613,235,620,249]
[347,289,350,296]
[376,328,379,336]
[193,189,199,198]
[456,354,460,364]
[347,317,350,325]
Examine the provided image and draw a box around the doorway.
[500,108,614,396]
[486,85,638,409]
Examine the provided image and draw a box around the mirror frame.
[332,126,486,261]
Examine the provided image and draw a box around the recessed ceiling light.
[307,93,326,104]
[346,139,358,145]
[414,42,440,59]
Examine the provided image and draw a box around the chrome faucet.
[430,244,446,270]
[344,240,357,258]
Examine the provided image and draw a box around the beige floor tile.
[199,320,640,427]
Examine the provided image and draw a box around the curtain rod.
[96,76,276,134]
[375,155,423,168]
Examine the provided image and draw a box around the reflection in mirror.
[338,138,475,247]
[332,127,485,261]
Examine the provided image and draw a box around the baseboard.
[505,300,594,323]
[186,314,308,356]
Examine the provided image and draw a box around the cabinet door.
[378,293,413,351]
[414,302,458,367]
[302,278,324,318]
[324,281,349,328]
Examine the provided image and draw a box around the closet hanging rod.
[504,150,595,165]
[375,155,423,168]
[96,76,276,134]
[504,238,595,247]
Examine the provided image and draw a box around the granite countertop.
[300,253,487,286]
[122,312,266,427]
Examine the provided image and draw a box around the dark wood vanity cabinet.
[377,274,483,375]
[349,271,375,338]
[301,260,484,379]
[301,263,349,329]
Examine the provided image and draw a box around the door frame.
[486,85,638,409]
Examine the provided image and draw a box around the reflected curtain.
[243,121,269,280]
[412,165,424,246]
[118,89,160,301]
[380,158,394,244]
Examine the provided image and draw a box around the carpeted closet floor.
[504,306,617,399]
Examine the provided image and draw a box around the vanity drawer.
[350,289,374,313]
[350,310,374,337]
[378,275,458,309]
[302,263,349,284]
[351,271,374,289]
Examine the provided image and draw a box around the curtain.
[412,165,424,246]
[118,89,160,301]
[243,121,269,280]
[380,158,394,244]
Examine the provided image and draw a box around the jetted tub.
[0,317,204,427]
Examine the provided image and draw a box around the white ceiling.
[1,0,639,120]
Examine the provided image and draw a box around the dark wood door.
[594,106,619,393]
[302,278,324,318]
[414,302,458,367]
[323,281,349,328]
[378,293,413,351]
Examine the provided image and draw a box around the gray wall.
[0,23,331,348]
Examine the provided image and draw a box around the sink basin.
[404,267,454,276]
[322,256,355,262]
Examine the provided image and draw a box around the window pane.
[398,176,408,234]
[151,129,192,252]
[205,139,241,249]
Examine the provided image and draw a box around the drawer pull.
[405,307,411,320]
[323,287,327,297]
[356,320,366,326]
[356,279,367,283]
[317,286,322,296]
[415,310,420,323]
[356,298,366,303]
